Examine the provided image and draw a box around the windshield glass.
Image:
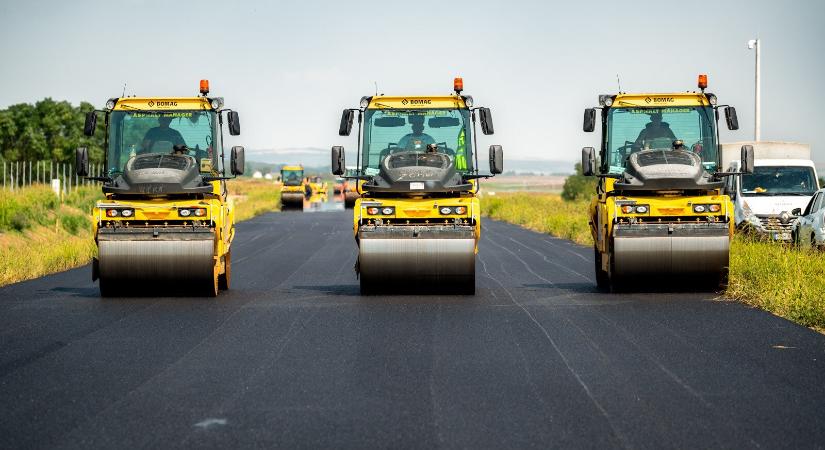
[281,169,304,186]
[741,166,818,195]
[106,111,219,175]
[361,108,473,175]
[604,106,717,174]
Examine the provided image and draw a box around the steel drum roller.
[280,192,305,208]
[613,223,729,276]
[98,229,215,282]
[359,225,476,288]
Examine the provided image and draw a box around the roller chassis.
[92,194,234,297]
[354,197,480,295]
[591,189,733,292]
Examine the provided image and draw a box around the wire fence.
[1,160,106,195]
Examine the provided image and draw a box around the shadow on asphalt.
[292,284,361,296]
[50,287,100,298]
[523,282,600,293]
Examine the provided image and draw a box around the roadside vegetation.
[0,178,280,286]
[482,192,825,331]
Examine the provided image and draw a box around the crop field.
[0,179,280,286]
[482,192,825,331]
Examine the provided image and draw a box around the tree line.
[0,98,105,165]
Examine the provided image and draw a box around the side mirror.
[740,144,754,174]
[75,147,89,176]
[489,145,503,174]
[581,147,596,176]
[479,107,494,135]
[725,106,739,131]
[583,108,596,133]
[83,112,97,136]
[331,146,345,176]
[228,111,241,136]
[339,109,354,136]
[792,208,802,216]
[230,145,245,175]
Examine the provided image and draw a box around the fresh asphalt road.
[2,209,825,449]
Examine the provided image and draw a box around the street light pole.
[748,38,761,141]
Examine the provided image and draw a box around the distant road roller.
[75,80,245,297]
[279,164,307,209]
[331,77,503,294]
[580,74,754,291]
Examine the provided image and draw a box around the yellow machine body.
[280,165,307,209]
[587,89,735,290]
[340,89,496,294]
[89,91,238,296]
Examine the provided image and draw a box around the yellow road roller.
[75,80,245,297]
[331,77,503,294]
[280,164,307,209]
[581,74,753,291]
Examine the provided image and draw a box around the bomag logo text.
[153,101,178,107]
[403,99,432,105]
[652,97,674,102]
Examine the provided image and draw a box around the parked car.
[791,187,825,249]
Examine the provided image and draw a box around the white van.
[724,145,819,241]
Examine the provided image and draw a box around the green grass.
[728,239,825,330]
[483,193,591,245]
[482,192,825,331]
[227,178,281,222]
[0,179,281,287]
[0,185,100,285]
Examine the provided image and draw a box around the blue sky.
[1,0,823,166]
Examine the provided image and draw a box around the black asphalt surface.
[2,209,825,449]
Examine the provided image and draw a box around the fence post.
[28,161,32,187]
[2,161,5,190]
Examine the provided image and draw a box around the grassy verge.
[0,185,101,285]
[483,193,591,245]
[0,179,280,287]
[482,192,825,330]
[227,178,281,221]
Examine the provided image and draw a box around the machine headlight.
[454,206,467,214]
[210,99,222,109]
[381,207,394,215]
[620,205,633,214]
[603,97,613,107]
[694,205,706,213]
[463,96,474,107]
[708,204,721,212]
[367,207,380,215]
[440,207,453,215]
[360,96,371,108]
[179,208,207,217]
[634,205,648,214]
[105,99,116,110]
[105,208,134,217]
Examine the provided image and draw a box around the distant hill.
[246,147,330,168]
[246,147,575,176]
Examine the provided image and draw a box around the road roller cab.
[332,77,504,294]
[75,80,245,297]
[280,165,307,209]
[581,75,754,292]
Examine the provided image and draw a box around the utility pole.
[748,39,761,141]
